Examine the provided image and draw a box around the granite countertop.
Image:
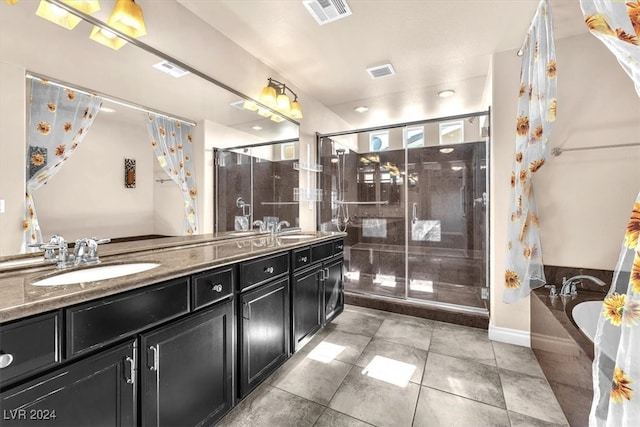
[0,232,345,323]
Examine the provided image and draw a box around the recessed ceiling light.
[251,125,262,130]
[354,106,369,113]
[437,89,456,98]
[439,147,454,154]
[100,107,116,113]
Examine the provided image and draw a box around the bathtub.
[531,289,608,426]
[571,300,620,361]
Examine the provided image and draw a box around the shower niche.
[318,112,489,312]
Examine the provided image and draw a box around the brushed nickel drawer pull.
[0,353,14,369]
[149,345,159,372]
[299,256,307,263]
[125,356,135,384]
[264,266,274,274]
[211,283,223,292]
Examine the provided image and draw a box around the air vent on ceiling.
[303,0,352,25]
[152,60,189,78]
[366,63,395,79]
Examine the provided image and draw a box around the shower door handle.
[412,203,418,223]
[460,186,466,218]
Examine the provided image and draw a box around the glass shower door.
[406,140,487,310]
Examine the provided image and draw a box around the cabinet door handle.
[242,302,251,320]
[299,256,307,263]
[125,356,135,384]
[325,268,330,280]
[149,345,159,372]
[319,269,325,281]
[211,283,223,292]
[0,353,14,369]
[264,266,274,274]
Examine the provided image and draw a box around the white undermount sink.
[278,234,317,239]
[31,262,161,287]
[228,231,259,236]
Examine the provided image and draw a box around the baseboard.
[488,322,531,347]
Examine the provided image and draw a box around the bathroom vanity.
[0,232,344,426]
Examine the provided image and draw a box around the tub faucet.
[560,275,606,296]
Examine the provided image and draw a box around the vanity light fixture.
[107,0,146,38]
[437,89,456,98]
[255,78,303,119]
[36,0,100,30]
[89,0,146,50]
[89,25,127,50]
[439,147,454,154]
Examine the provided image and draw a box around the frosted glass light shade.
[276,93,291,114]
[108,0,146,38]
[66,0,101,14]
[89,25,127,50]
[259,86,277,108]
[289,100,303,119]
[35,0,81,29]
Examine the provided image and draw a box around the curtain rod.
[551,142,640,156]
[26,72,197,127]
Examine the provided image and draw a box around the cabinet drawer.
[0,311,61,386]
[239,252,289,291]
[311,241,334,263]
[192,266,234,310]
[292,247,311,271]
[66,277,190,357]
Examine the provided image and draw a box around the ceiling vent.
[303,0,352,25]
[366,63,395,79]
[152,60,189,78]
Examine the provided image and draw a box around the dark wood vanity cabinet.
[0,238,344,425]
[140,300,233,427]
[238,275,290,398]
[1,339,136,427]
[291,239,344,351]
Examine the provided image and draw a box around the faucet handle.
[544,284,557,297]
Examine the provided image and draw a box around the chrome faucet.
[74,237,110,265]
[275,220,290,234]
[253,220,266,233]
[559,275,606,296]
[30,235,74,268]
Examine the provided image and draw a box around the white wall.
[34,112,155,242]
[0,61,25,255]
[490,33,640,335]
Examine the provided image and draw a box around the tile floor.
[218,305,569,427]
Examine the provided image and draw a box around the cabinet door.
[140,301,233,427]
[1,339,136,427]
[239,277,289,398]
[324,258,344,325]
[292,265,322,352]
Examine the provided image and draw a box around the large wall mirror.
[0,0,299,257]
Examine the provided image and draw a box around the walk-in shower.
[318,112,490,313]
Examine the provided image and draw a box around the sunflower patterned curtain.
[589,193,640,426]
[581,0,640,96]
[503,0,557,303]
[146,114,198,235]
[23,78,102,252]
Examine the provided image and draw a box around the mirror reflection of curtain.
[581,0,640,96]
[23,78,102,252]
[503,0,557,303]
[146,114,198,235]
[590,192,640,426]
